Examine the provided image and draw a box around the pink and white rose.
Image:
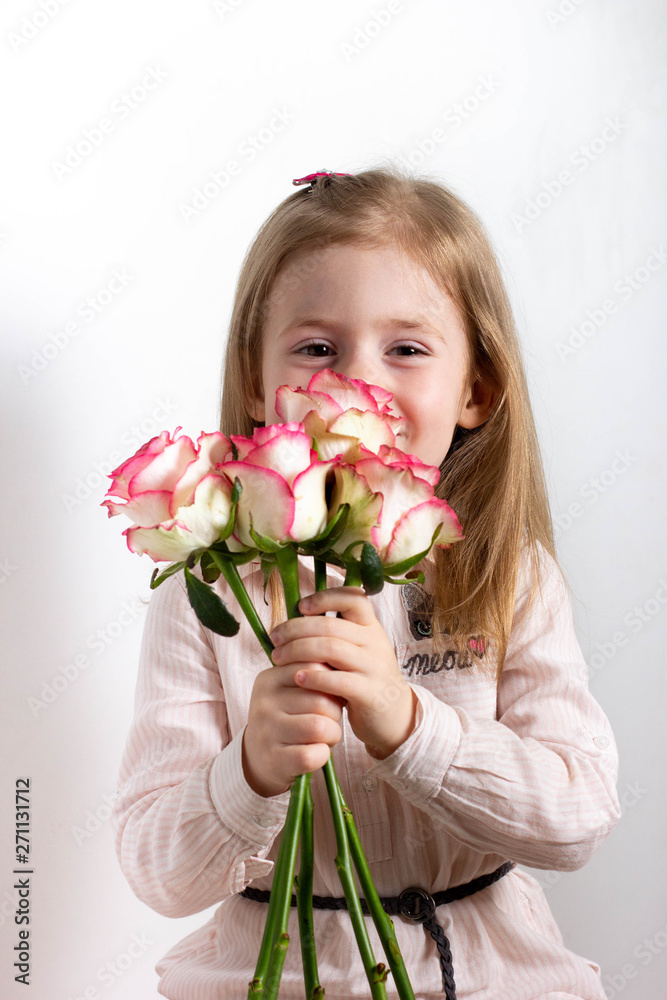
[275,368,395,421]
[327,447,463,572]
[102,428,236,562]
[124,474,234,562]
[275,368,404,462]
[355,454,463,567]
[102,371,464,574]
[223,422,336,550]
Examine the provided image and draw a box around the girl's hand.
[269,586,418,761]
[242,655,346,799]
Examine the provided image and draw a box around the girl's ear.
[457,378,496,429]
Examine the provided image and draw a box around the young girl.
[111,167,621,999]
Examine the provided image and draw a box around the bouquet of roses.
[102,369,464,1000]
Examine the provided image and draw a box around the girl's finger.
[272,636,371,673]
[279,683,346,718]
[274,712,342,750]
[297,586,375,626]
[270,613,362,648]
[294,664,362,703]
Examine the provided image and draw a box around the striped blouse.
[111,541,621,999]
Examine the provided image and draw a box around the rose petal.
[250,422,306,447]
[170,431,232,513]
[275,385,344,424]
[376,444,440,488]
[327,409,401,453]
[289,460,335,541]
[304,415,368,464]
[242,428,314,487]
[382,498,464,566]
[173,473,233,543]
[356,457,433,555]
[221,462,295,546]
[228,433,254,462]
[124,474,234,562]
[328,464,384,555]
[128,434,197,497]
[125,520,196,562]
[102,490,173,525]
[105,429,179,502]
[306,369,391,413]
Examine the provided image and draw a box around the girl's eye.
[390,344,427,357]
[297,342,334,357]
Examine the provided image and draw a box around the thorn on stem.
[375,962,389,983]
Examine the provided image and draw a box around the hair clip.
[292,170,354,190]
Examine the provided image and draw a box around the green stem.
[262,774,308,1000]
[210,551,275,660]
[343,562,362,587]
[222,549,412,997]
[322,759,388,998]
[336,778,416,999]
[314,557,388,998]
[275,544,303,619]
[314,556,328,593]
[263,933,290,998]
[316,557,415,997]
[296,774,320,997]
[212,552,308,999]
[247,768,308,998]
[261,545,321,999]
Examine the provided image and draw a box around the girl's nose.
[331,345,382,387]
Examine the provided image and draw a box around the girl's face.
[250,243,494,469]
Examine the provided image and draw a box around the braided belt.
[239,860,515,998]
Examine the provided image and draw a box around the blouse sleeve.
[366,543,622,871]
[110,570,292,918]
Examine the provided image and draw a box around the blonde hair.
[219,164,559,681]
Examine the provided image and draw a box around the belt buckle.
[398,886,436,923]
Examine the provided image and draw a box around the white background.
[1,1,666,998]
